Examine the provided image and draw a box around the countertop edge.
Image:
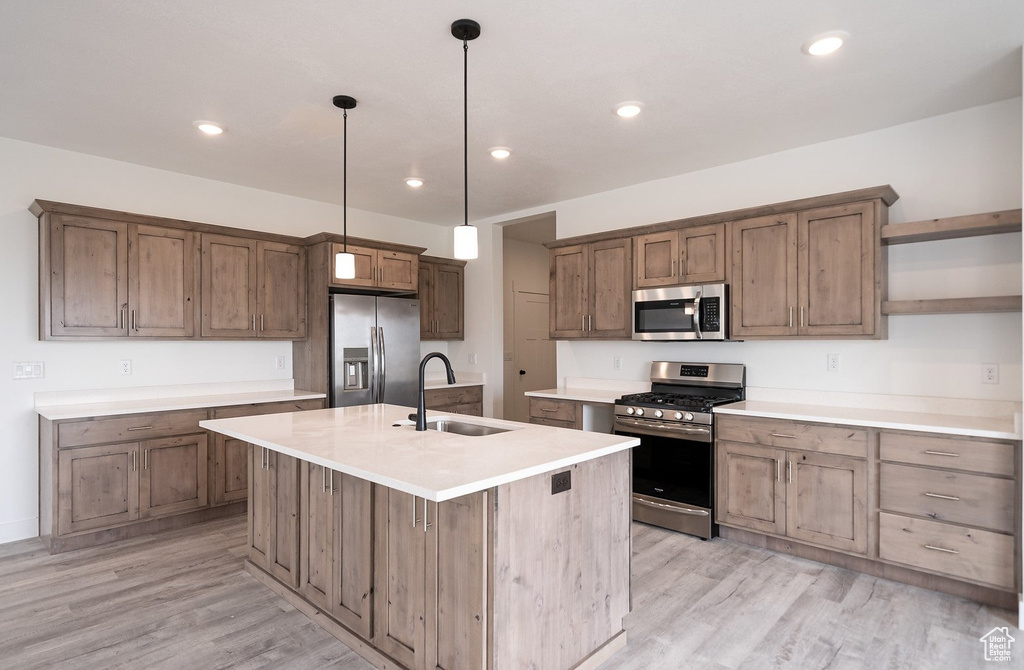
[37,390,327,421]
[523,388,621,404]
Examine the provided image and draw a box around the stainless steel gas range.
[614,361,745,540]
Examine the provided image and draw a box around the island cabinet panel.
[257,241,307,339]
[248,446,273,569]
[730,213,798,337]
[139,433,208,519]
[201,234,258,338]
[300,462,334,611]
[57,443,140,535]
[785,451,867,554]
[372,487,426,669]
[48,215,129,338]
[248,446,301,587]
[129,225,198,337]
[716,441,787,536]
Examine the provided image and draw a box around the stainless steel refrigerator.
[330,294,421,408]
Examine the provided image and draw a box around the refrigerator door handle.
[378,327,387,402]
[370,326,379,403]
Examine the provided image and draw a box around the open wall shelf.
[881,296,1022,316]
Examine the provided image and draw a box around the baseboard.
[0,517,40,545]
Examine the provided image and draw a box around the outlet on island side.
[551,470,571,495]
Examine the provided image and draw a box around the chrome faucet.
[415,352,456,431]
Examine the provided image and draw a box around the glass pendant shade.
[335,251,356,279]
[453,224,478,260]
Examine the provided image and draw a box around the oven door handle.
[614,419,712,441]
[634,496,710,516]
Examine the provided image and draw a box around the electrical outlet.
[827,354,841,372]
[468,353,478,365]
[613,356,622,371]
[119,359,132,375]
[275,355,286,370]
[12,361,44,379]
[982,364,999,384]
[551,471,572,495]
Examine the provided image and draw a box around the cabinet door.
[418,264,435,339]
[269,452,302,588]
[379,250,418,291]
[257,241,307,339]
[716,441,786,535]
[129,225,197,337]
[300,462,334,611]
[797,202,875,336]
[212,435,249,505]
[425,493,488,670]
[680,223,727,284]
[373,486,426,669]
[201,234,257,337]
[731,214,798,337]
[249,446,272,570]
[787,452,867,554]
[588,238,633,338]
[139,434,208,518]
[434,263,464,339]
[634,231,679,288]
[50,215,129,337]
[57,443,139,535]
[549,245,588,338]
[332,472,374,638]
[331,243,377,288]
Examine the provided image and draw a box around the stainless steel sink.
[426,419,512,437]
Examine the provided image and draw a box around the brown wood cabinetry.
[139,433,208,519]
[56,442,140,535]
[330,242,418,292]
[634,224,727,288]
[549,238,632,339]
[528,396,582,429]
[129,225,198,337]
[423,385,483,416]
[257,241,307,338]
[716,441,787,536]
[250,447,302,588]
[419,256,465,340]
[730,214,798,337]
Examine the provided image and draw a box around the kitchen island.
[201,404,638,670]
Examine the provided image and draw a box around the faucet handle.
[409,412,420,422]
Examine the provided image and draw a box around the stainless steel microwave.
[632,284,728,341]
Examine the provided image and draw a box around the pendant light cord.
[343,109,348,252]
[463,39,469,228]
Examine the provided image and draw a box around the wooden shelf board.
[881,209,1021,245]
[881,296,1022,316]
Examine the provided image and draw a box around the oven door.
[631,284,727,341]
[615,423,716,539]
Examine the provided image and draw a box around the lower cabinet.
[139,433,208,518]
[422,385,483,417]
[528,396,582,430]
[716,441,786,536]
[56,442,141,535]
[249,446,301,588]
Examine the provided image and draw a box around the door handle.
[378,326,386,402]
[370,326,379,402]
[131,309,137,332]
[519,370,526,376]
[423,497,432,533]
[260,314,264,331]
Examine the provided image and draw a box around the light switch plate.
[12,361,44,379]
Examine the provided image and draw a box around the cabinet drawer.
[58,409,207,448]
[424,385,482,409]
[209,398,324,419]
[529,416,578,430]
[529,397,578,423]
[879,463,1014,534]
[879,512,1014,590]
[716,416,867,458]
[880,432,1015,477]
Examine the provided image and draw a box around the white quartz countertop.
[200,403,639,502]
[37,389,327,421]
[715,401,1021,441]
[524,388,625,404]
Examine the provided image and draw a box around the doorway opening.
[501,214,557,423]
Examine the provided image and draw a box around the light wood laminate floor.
[0,517,1017,669]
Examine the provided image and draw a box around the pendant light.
[333,94,358,279]
[451,19,481,260]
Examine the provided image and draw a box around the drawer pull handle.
[540,408,559,413]
[924,544,959,555]
[924,492,960,501]
[127,426,154,431]
[771,433,797,439]
[923,450,960,457]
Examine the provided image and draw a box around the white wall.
[465,98,1023,412]
[0,136,450,543]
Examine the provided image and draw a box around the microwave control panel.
[701,298,721,332]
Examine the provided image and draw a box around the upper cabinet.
[330,242,418,292]
[419,256,465,341]
[42,213,198,339]
[634,223,727,288]
[550,238,632,339]
[256,241,307,338]
[730,214,798,338]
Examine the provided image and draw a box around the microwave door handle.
[692,289,702,340]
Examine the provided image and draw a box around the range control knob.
[673,411,683,420]
[635,408,645,417]
[654,410,663,419]
[684,412,694,421]
[626,407,635,415]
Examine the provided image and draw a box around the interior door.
[129,224,197,337]
[513,291,556,423]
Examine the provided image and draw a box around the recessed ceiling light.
[194,120,224,136]
[802,31,849,56]
[489,147,512,159]
[405,177,424,188]
[614,102,644,118]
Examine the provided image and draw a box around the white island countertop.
[201,403,639,502]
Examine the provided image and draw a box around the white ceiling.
[1,1,1021,226]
